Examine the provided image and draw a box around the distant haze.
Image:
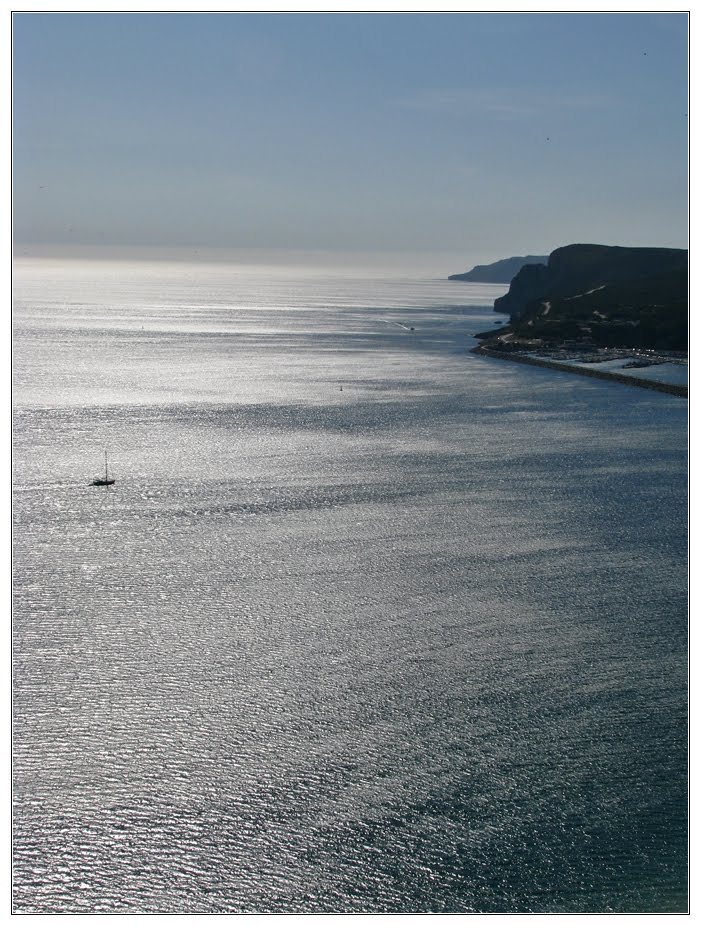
[13,13,688,260]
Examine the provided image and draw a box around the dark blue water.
[13,258,688,912]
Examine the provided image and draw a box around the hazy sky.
[13,12,688,262]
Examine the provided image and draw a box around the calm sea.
[12,254,688,913]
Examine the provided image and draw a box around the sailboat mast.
[105,451,108,482]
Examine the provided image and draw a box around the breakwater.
[472,346,688,398]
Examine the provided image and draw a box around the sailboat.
[92,452,116,487]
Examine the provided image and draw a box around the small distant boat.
[92,452,115,487]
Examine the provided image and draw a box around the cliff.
[494,244,687,318]
[448,255,547,283]
[491,244,688,351]
[491,262,550,316]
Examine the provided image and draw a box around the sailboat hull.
[92,451,115,485]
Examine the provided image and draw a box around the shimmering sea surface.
[12,255,688,913]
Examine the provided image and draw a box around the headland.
[454,243,688,397]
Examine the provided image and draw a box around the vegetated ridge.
[488,243,688,351]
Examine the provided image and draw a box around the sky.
[12,12,689,264]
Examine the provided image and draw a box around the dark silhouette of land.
[448,255,548,283]
[494,244,688,350]
[491,244,687,350]
[468,243,688,397]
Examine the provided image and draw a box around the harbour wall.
[471,346,688,398]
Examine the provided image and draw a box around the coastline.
[471,344,688,398]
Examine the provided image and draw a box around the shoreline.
[471,345,688,398]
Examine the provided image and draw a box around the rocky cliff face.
[491,263,550,317]
[448,255,547,283]
[490,243,688,351]
[494,244,688,320]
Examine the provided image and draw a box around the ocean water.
[12,255,688,913]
